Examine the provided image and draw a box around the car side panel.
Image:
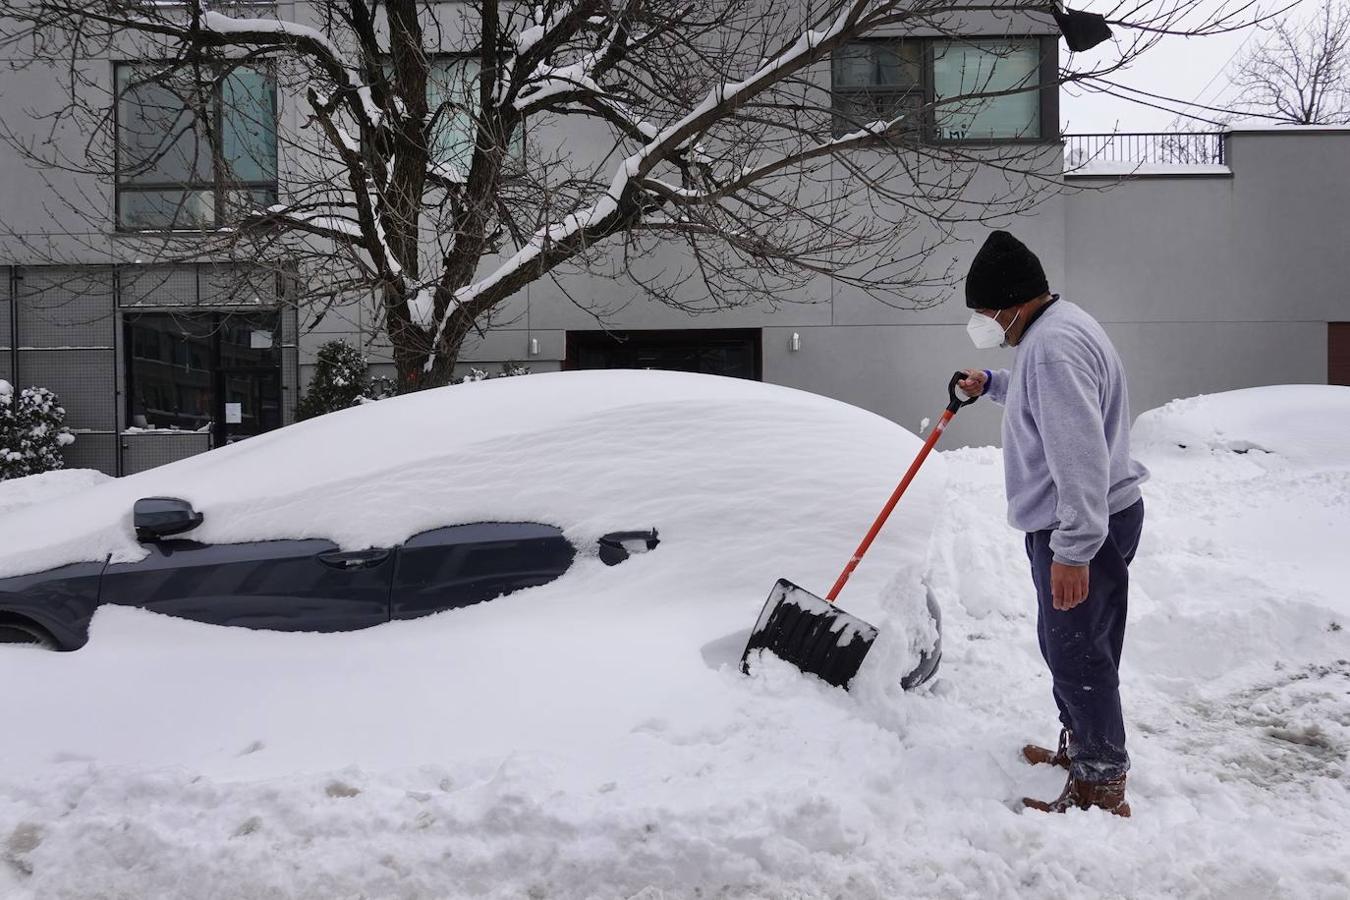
[100,539,393,632]
[392,523,576,620]
[0,561,105,649]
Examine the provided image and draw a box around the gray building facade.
[762,126,1350,447]
[2,5,1348,475]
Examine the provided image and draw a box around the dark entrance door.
[125,310,283,448]
[216,313,282,446]
[1331,323,1350,386]
[220,368,282,444]
[565,329,761,380]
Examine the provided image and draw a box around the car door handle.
[317,549,391,570]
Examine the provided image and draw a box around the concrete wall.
[781,129,1349,447]
[1061,129,1350,423]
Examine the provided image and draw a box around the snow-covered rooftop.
[1065,161,1232,177]
[1224,119,1350,134]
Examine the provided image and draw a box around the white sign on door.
[225,402,243,424]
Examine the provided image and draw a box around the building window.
[125,311,282,446]
[932,39,1042,141]
[831,37,1046,141]
[428,57,524,174]
[831,40,924,136]
[429,57,480,170]
[116,63,278,230]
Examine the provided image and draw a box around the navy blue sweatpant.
[1025,498,1144,783]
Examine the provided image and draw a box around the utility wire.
[1164,29,1260,130]
[1079,84,1232,125]
[1087,75,1288,121]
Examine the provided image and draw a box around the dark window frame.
[831,35,1059,144]
[113,60,279,232]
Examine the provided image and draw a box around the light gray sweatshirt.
[985,299,1149,565]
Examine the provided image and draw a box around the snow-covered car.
[0,370,944,688]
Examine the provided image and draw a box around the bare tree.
[1228,0,1350,124]
[0,0,1279,388]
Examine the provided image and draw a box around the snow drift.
[2,382,1348,899]
[0,369,947,774]
[0,469,112,517]
[1132,384,1350,465]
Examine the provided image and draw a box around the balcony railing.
[1063,132,1227,168]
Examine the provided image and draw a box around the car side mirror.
[597,529,660,566]
[134,497,204,541]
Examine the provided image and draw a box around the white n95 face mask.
[966,310,1017,350]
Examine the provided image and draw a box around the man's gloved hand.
[957,369,988,398]
[1051,562,1090,610]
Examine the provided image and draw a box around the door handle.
[317,549,391,570]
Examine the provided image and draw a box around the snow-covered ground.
[0,468,111,517]
[1,381,1347,899]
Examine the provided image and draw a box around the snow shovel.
[739,372,978,689]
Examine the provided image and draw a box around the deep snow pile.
[1,380,1348,899]
[0,469,112,517]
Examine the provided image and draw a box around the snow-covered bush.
[362,374,399,404]
[297,340,384,419]
[0,381,76,480]
[300,344,530,416]
[455,362,531,384]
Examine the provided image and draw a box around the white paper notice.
[225,403,243,424]
[250,330,274,349]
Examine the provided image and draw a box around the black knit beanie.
[964,230,1049,310]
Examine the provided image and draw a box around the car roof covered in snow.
[0,369,946,586]
[1132,384,1350,465]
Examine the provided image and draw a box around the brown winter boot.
[1023,772,1131,817]
[1021,728,1071,769]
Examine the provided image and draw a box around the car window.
[392,522,576,619]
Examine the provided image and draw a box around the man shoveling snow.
[957,230,1149,817]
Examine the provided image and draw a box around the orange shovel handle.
[825,372,977,602]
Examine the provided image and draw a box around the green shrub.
[297,340,380,420]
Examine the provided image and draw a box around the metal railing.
[1063,132,1227,167]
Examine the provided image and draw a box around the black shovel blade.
[739,579,879,690]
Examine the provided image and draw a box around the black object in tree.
[1053,6,1114,53]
